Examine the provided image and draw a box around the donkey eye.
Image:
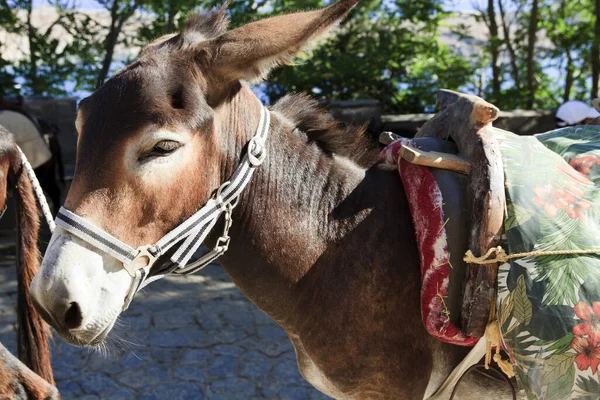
[153,140,181,154]
[140,140,182,161]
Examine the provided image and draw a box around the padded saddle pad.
[495,126,600,399]
[383,137,478,346]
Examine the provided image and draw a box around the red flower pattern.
[571,336,600,373]
[533,185,569,217]
[564,199,592,221]
[563,184,585,199]
[573,301,600,343]
[533,180,592,221]
[557,164,593,186]
[569,156,598,175]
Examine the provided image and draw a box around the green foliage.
[542,353,575,385]
[542,333,576,356]
[575,375,600,400]
[466,0,598,110]
[547,363,575,400]
[534,209,600,306]
[513,274,533,324]
[1,0,104,96]
[138,0,199,43]
[505,202,535,231]
[1,0,599,113]
[540,0,595,102]
[0,57,17,96]
[262,0,477,112]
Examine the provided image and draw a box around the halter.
[55,106,271,310]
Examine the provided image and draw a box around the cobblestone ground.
[0,236,330,399]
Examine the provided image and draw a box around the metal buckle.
[248,136,266,166]
[215,235,231,253]
[123,245,157,277]
[212,201,236,255]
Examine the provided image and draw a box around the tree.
[497,0,521,91]
[475,0,501,101]
[260,0,476,113]
[525,0,538,108]
[3,0,598,112]
[1,0,103,96]
[0,0,18,94]
[470,0,596,110]
[94,0,145,88]
[5,0,68,94]
[541,0,594,102]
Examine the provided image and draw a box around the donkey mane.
[141,8,229,56]
[272,93,381,167]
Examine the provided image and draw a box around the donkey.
[0,128,58,399]
[29,1,512,398]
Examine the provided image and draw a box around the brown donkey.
[0,127,58,399]
[30,2,511,398]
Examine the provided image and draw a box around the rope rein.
[464,245,600,265]
[16,146,55,233]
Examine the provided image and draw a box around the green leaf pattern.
[513,275,533,325]
[505,202,535,231]
[548,365,575,400]
[542,354,576,385]
[495,127,600,399]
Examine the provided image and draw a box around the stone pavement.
[0,237,330,399]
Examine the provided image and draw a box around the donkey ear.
[200,0,358,84]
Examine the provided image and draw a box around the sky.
[32,0,479,12]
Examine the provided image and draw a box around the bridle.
[54,106,271,310]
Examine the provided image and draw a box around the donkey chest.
[289,335,348,399]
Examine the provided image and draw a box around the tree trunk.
[95,0,139,89]
[592,0,600,98]
[498,0,520,90]
[167,0,177,33]
[526,0,539,109]
[95,14,124,89]
[564,49,574,102]
[25,0,40,94]
[487,0,501,100]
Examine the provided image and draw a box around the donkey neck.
[212,86,379,323]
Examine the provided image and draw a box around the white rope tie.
[16,146,55,232]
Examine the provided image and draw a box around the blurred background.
[3,0,597,177]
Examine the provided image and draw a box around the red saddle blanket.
[383,138,478,347]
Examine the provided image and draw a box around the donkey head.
[30,0,358,346]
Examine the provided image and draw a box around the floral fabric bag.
[495,126,600,399]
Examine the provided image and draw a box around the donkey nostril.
[64,302,83,330]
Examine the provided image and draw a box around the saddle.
[381,90,505,338]
[385,92,600,398]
